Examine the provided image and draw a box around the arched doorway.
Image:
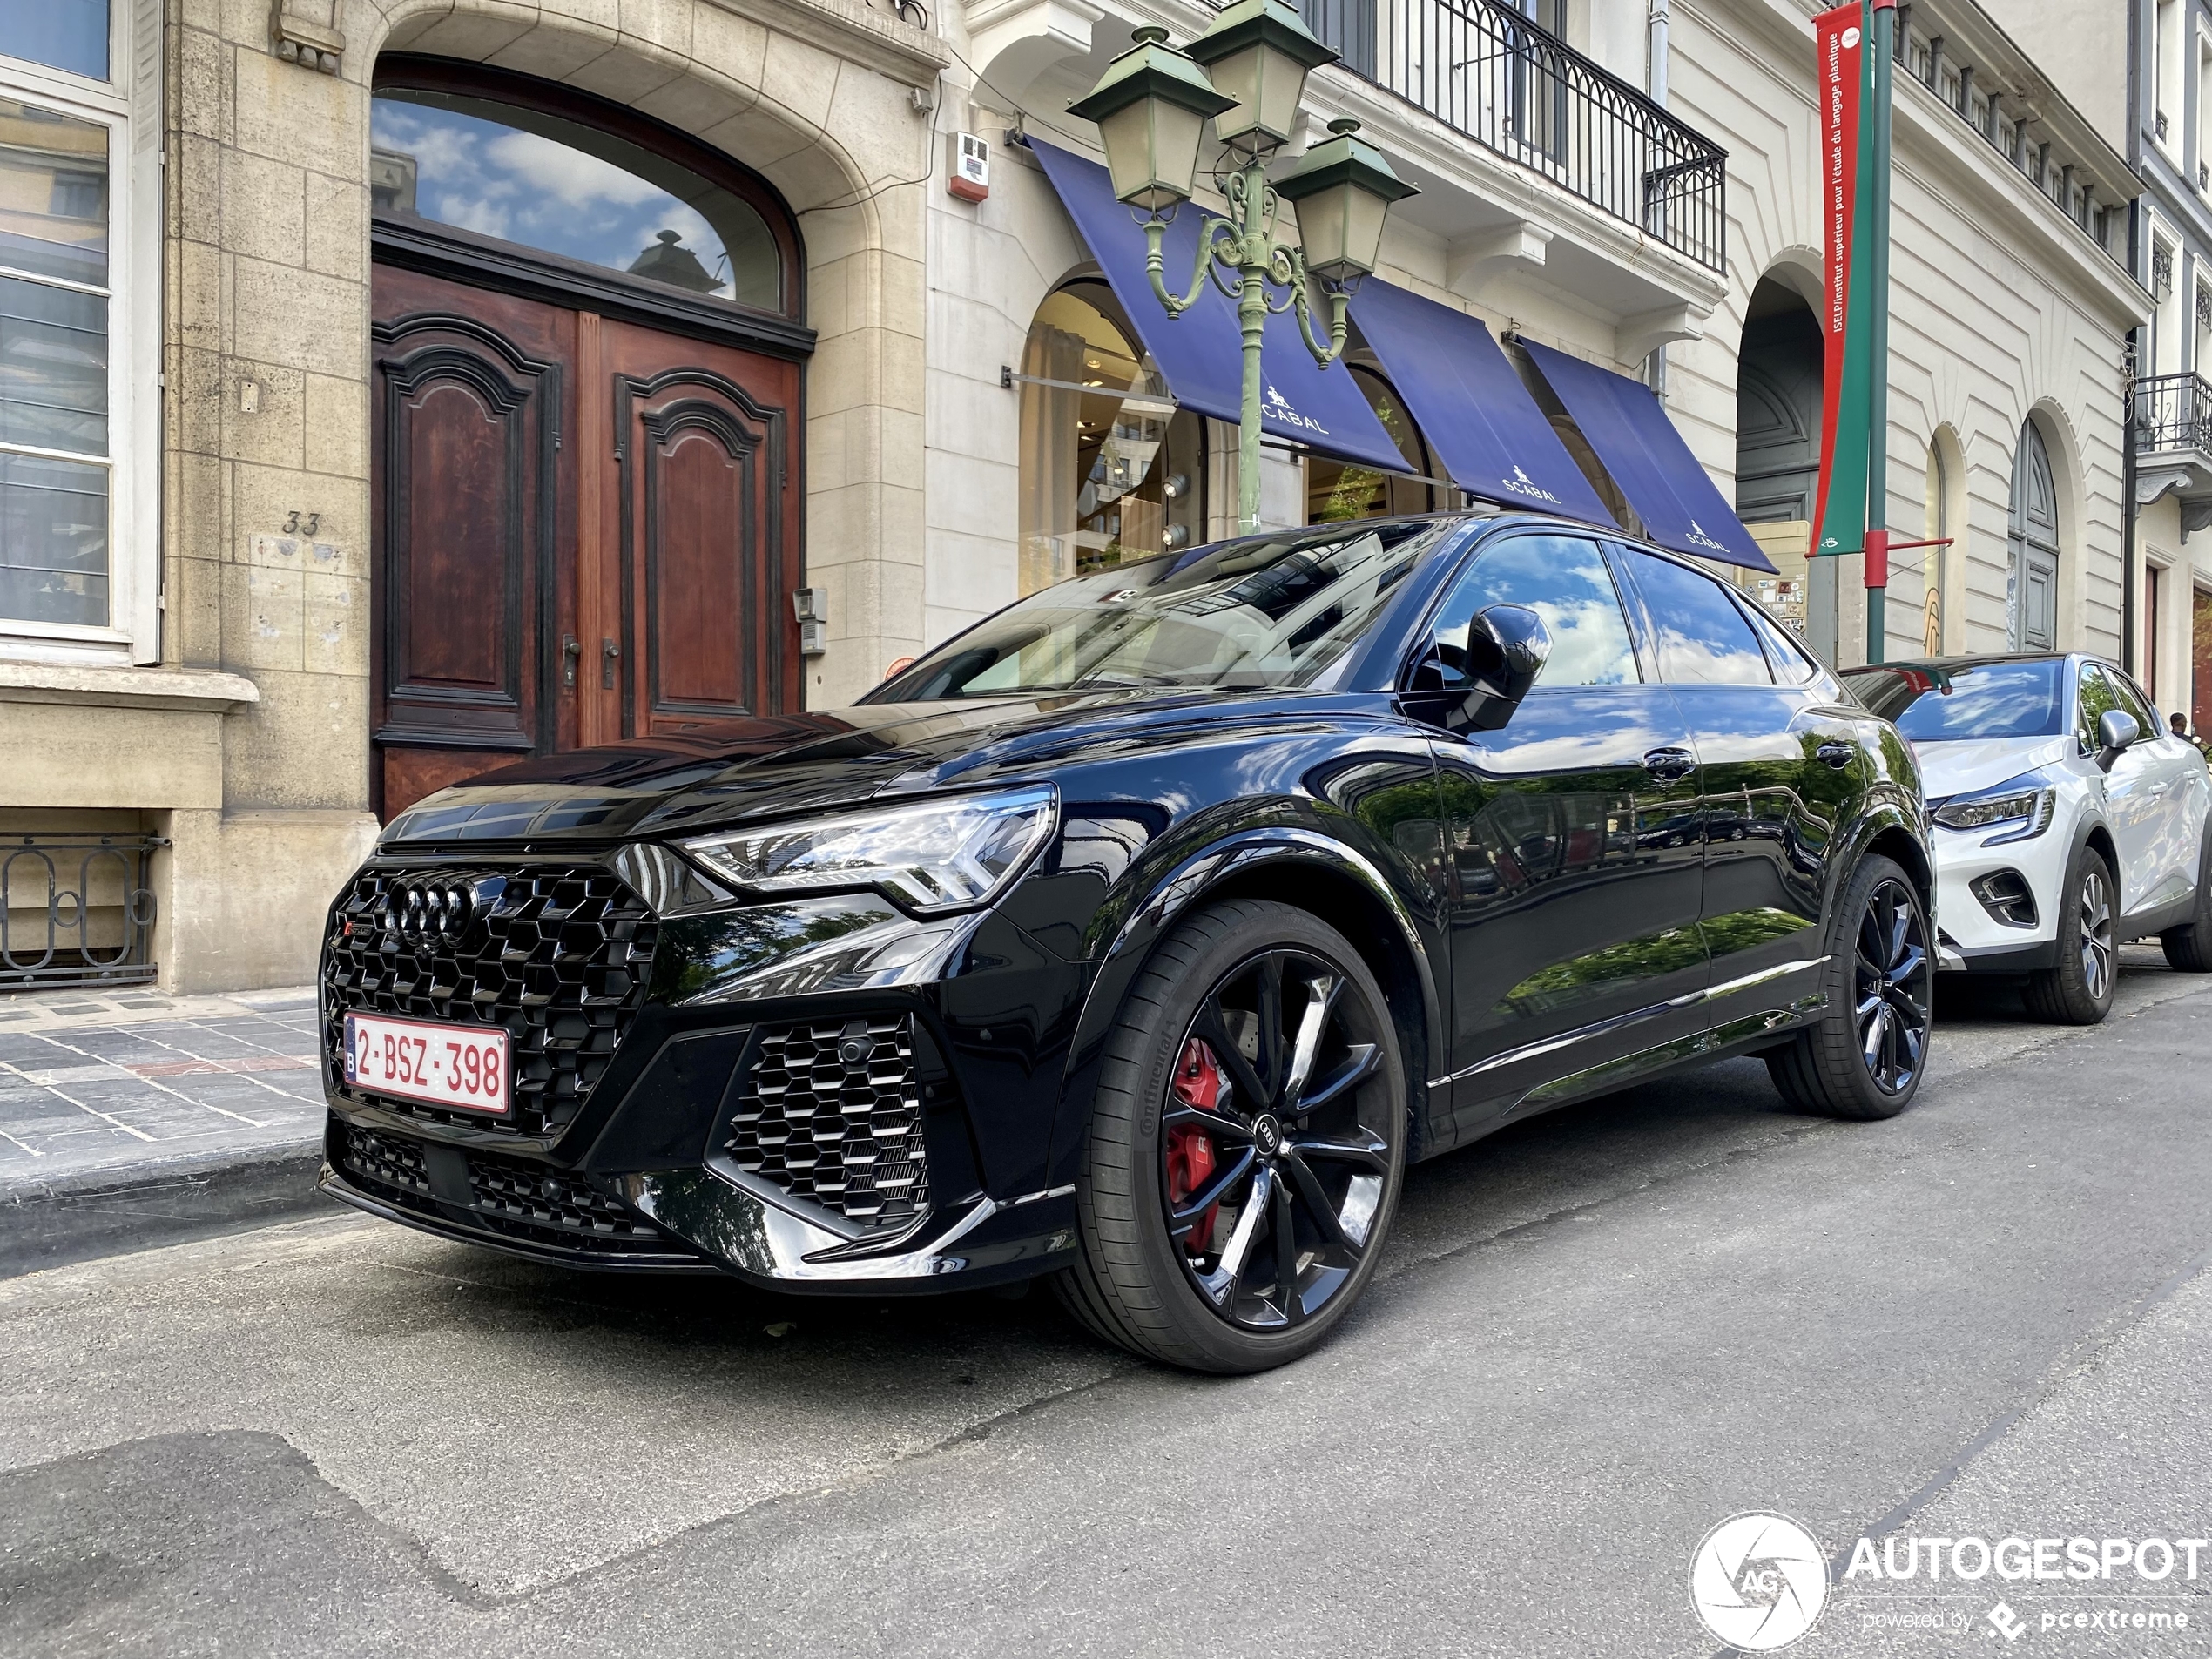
[1734,278,1822,524]
[367,57,809,818]
[1733,273,1822,644]
[2009,419,2061,650]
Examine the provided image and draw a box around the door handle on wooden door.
[601,637,621,689]
[561,635,580,690]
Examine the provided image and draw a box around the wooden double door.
[370,264,801,819]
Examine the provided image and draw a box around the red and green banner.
[1810,3,1877,560]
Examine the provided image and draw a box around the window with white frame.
[2153,233,2181,374]
[2,0,160,662]
[2197,30,2212,190]
[2158,0,2182,152]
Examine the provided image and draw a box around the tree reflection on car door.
[1420,534,1709,1150]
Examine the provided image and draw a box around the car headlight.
[1932,781,2055,843]
[678,785,1057,914]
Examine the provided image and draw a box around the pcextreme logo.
[1689,1512,1830,1652]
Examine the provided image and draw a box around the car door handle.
[1816,740,1857,771]
[1642,746,1696,782]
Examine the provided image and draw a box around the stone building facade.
[2124,0,2212,734]
[0,0,2145,993]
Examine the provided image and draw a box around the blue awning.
[1350,280,1615,529]
[1517,338,1777,573]
[1028,139,1409,475]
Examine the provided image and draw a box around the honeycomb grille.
[344,1124,430,1194]
[337,1124,679,1258]
[321,864,658,1136]
[466,1148,651,1240]
[727,1015,930,1228]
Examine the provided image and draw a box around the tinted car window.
[1844,659,2067,739]
[1740,599,1819,685]
[1620,548,1771,685]
[879,519,1456,699]
[1430,534,1639,688]
[2110,669,2157,733]
[2077,663,2124,749]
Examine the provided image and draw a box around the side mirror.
[2094,708,2141,772]
[1406,604,1552,734]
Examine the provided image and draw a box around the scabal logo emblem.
[1499,462,1561,505]
[1259,381,1331,437]
[1689,1513,1830,1652]
[1684,518,1732,554]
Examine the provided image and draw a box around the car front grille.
[335,1123,687,1259]
[726,1015,931,1229]
[321,864,657,1136]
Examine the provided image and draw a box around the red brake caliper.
[1166,1037,1229,1255]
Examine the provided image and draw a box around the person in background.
[2172,711,2209,754]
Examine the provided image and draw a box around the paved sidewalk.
[0,985,324,1198]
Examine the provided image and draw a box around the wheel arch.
[1198,858,1434,1142]
[1041,831,1445,1186]
[1865,823,1934,911]
[2080,819,2120,877]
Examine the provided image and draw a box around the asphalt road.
[3,952,2211,1658]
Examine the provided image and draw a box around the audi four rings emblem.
[386,880,477,942]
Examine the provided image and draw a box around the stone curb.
[0,1140,330,1281]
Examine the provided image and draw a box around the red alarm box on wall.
[948,132,989,202]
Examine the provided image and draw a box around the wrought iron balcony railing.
[2,834,163,991]
[1300,0,1727,271]
[2135,371,2212,457]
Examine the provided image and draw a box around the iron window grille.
[0,834,163,991]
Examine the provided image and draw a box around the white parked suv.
[1844,653,2212,1023]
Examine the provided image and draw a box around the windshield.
[1843,659,2067,740]
[877,520,1460,700]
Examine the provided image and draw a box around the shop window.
[370,86,786,312]
[1305,364,1440,523]
[1017,280,1204,595]
[3,1,158,661]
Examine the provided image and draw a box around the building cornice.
[708,0,950,86]
[1894,72,2150,328]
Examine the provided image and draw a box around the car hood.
[1911,733,2074,800]
[379,690,1374,847]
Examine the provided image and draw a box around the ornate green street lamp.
[1069,3,1418,533]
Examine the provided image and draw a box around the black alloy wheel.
[1766,853,1932,1119]
[1056,900,1406,1372]
[1853,874,1932,1094]
[1160,948,1391,1332]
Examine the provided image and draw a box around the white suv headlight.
[1932,780,2055,843]
[678,785,1057,914]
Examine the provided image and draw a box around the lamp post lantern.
[1069,10,1417,534]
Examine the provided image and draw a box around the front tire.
[1765,854,1933,1120]
[2024,845,2119,1023]
[1055,899,1407,1374]
[2160,826,2212,973]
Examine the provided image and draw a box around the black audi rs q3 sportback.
[319,513,1934,1373]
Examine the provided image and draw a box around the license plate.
[342,1012,511,1116]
